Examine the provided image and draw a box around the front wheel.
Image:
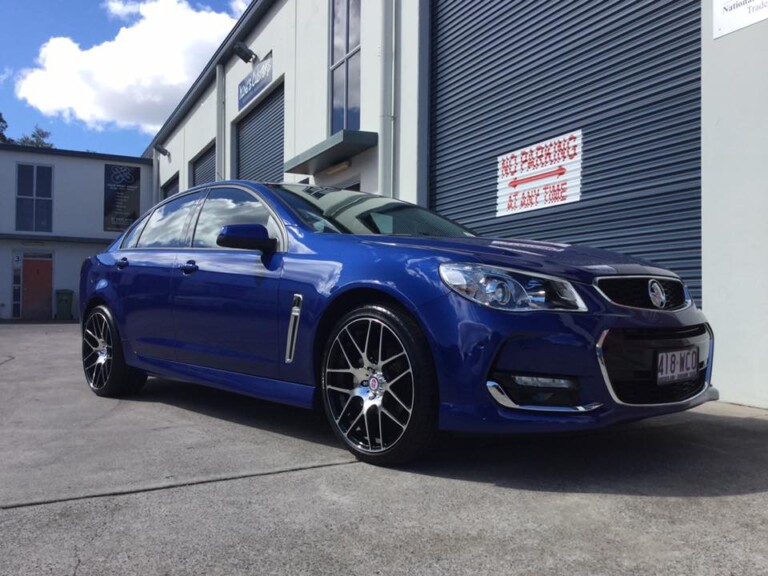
[82,305,146,398]
[321,304,438,465]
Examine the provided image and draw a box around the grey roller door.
[192,145,216,186]
[430,0,702,302]
[161,174,179,199]
[236,85,285,182]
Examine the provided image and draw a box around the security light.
[154,144,170,157]
[233,41,258,63]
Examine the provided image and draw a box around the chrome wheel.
[324,317,415,454]
[82,310,113,391]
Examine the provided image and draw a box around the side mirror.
[216,223,277,253]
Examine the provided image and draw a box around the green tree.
[17,125,54,148]
[0,112,11,144]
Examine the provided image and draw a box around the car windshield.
[269,184,475,237]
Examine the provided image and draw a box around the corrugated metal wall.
[191,145,216,187]
[236,84,285,182]
[430,0,702,301]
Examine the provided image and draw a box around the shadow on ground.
[133,377,768,499]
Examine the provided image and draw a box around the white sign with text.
[496,130,583,217]
[714,0,768,38]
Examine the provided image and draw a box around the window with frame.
[330,0,361,134]
[192,188,280,248]
[136,192,204,248]
[16,164,53,232]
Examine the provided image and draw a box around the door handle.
[180,260,199,274]
[116,257,129,269]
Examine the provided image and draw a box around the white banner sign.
[496,130,582,217]
[714,0,768,38]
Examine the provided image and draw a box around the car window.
[120,213,149,249]
[136,192,204,248]
[271,184,475,237]
[192,187,280,248]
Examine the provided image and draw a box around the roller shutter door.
[191,145,216,186]
[430,0,702,302]
[161,174,179,199]
[236,85,285,182]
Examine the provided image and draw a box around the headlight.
[439,263,588,312]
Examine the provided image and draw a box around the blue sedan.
[80,182,717,464]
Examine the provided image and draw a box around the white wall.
[0,151,151,240]
[156,81,218,193]
[155,0,426,201]
[0,149,152,320]
[702,1,768,408]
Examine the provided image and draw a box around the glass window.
[137,192,204,248]
[18,165,34,197]
[36,166,52,198]
[121,214,150,249]
[271,185,475,238]
[16,164,53,232]
[16,198,34,231]
[192,187,277,248]
[35,199,52,232]
[330,0,361,133]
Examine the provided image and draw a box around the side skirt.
[130,354,316,409]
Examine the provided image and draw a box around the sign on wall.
[238,53,273,110]
[496,130,583,217]
[714,0,768,38]
[104,164,140,232]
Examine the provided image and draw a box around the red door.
[22,258,53,320]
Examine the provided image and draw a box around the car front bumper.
[419,289,718,434]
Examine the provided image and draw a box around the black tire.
[82,305,147,398]
[321,304,438,465]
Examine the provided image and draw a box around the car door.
[113,191,205,362]
[172,186,283,378]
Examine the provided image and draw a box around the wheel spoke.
[344,327,366,364]
[381,407,405,429]
[386,368,412,388]
[345,410,363,437]
[335,395,354,424]
[326,385,352,395]
[386,388,412,414]
[363,406,372,449]
[381,350,406,367]
[334,336,355,370]
[363,320,372,359]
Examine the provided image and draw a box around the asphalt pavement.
[0,323,766,575]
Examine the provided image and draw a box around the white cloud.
[15,0,238,134]
[0,66,12,85]
[104,0,142,19]
[229,0,250,18]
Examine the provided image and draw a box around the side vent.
[284,294,303,363]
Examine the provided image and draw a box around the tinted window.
[192,187,278,248]
[137,192,203,248]
[272,185,475,238]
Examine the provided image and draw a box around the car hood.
[361,236,676,284]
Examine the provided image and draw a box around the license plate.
[657,348,699,385]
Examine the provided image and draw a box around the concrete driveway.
[0,323,766,575]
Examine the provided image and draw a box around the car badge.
[648,279,667,309]
[369,376,381,391]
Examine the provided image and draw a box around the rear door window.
[137,192,204,248]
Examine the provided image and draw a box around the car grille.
[600,325,710,405]
[595,277,688,310]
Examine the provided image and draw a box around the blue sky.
[0,0,248,157]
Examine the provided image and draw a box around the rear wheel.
[321,304,438,465]
[82,305,146,397]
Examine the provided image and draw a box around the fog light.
[512,376,576,389]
